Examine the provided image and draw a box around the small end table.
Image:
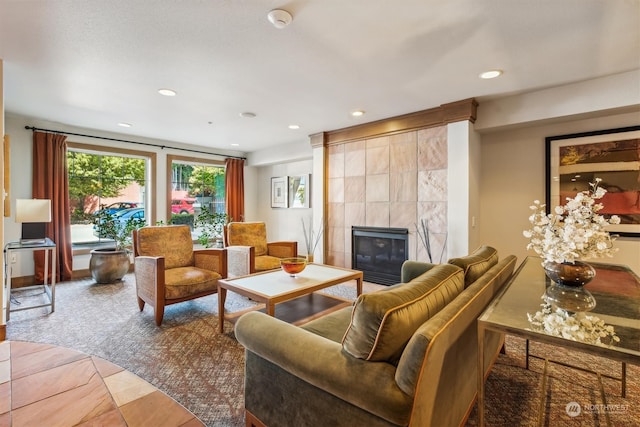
[4,238,57,320]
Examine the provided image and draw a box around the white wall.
[479,110,640,274]
[254,158,314,255]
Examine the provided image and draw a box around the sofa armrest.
[226,245,255,277]
[194,248,227,278]
[267,241,298,258]
[235,311,413,423]
[400,260,437,283]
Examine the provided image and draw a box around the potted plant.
[194,207,229,248]
[90,209,146,283]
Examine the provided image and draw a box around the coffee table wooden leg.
[218,286,227,333]
[356,277,363,296]
[266,302,275,317]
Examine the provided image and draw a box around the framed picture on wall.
[288,174,310,208]
[271,176,288,208]
[545,125,640,237]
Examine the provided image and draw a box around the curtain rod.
[24,125,246,160]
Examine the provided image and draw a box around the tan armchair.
[224,221,297,277]
[133,225,227,325]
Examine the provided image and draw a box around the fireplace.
[351,226,409,285]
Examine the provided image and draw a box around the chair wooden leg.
[155,306,164,326]
[137,297,145,311]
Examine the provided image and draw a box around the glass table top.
[479,256,640,360]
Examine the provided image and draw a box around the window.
[168,155,226,240]
[67,144,152,245]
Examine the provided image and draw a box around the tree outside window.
[67,150,147,244]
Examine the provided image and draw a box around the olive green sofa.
[234,246,517,427]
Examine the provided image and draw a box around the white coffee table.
[217,263,363,333]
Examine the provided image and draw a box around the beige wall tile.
[327,226,345,253]
[416,201,448,263]
[327,202,345,228]
[390,201,416,230]
[345,145,366,177]
[366,174,389,202]
[344,176,365,202]
[390,171,417,202]
[345,202,365,226]
[328,145,344,178]
[418,169,447,202]
[366,136,389,175]
[365,202,390,227]
[390,132,417,172]
[328,177,345,203]
[418,126,447,171]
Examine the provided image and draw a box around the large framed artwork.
[545,125,640,237]
[271,176,288,208]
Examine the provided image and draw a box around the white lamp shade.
[16,199,52,223]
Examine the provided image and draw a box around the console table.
[4,238,56,320]
[477,256,640,426]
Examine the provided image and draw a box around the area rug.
[6,275,639,426]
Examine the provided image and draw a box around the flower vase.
[543,261,597,312]
[306,254,314,263]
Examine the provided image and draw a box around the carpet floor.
[6,274,639,426]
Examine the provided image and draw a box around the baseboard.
[9,264,134,287]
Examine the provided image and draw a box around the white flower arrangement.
[527,302,620,346]
[523,179,620,264]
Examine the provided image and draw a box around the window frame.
[166,154,225,223]
[67,142,156,247]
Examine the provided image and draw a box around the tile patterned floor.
[0,340,204,427]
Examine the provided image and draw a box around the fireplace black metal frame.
[351,226,409,286]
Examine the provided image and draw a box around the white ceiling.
[1,0,639,154]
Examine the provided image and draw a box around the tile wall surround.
[326,125,448,267]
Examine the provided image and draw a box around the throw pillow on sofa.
[341,263,465,363]
[448,245,498,288]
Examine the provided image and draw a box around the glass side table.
[477,256,640,426]
[4,238,57,320]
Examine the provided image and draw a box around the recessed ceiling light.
[239,112,256,118]
[479,70,503,79]
[231,143,240,147]
[288,124,300,130]
[117,122,132,128]
[351,110,365,117]
[158,88,177,96]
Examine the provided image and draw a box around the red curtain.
[32,131,73,283]
[225,158,245,222]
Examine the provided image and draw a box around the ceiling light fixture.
[117,122,132,128]
[479,70,503,79]
[158,88,177,96]
[351,110,365,117]
[288,124,300,130]
[267,9,293,29]
[239,112,256,118]
[231,143,240,147]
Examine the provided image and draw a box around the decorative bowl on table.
[280,257,307,277]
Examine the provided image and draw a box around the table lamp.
[16,198,52,244]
